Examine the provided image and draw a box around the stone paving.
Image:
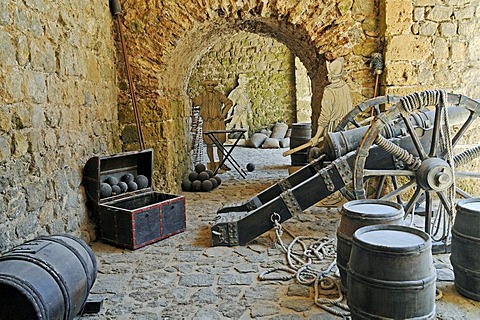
[82,147,480,320]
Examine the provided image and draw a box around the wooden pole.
[110,0,146,150]
[282,137,323,157]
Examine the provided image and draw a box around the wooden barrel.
[451,198,480,301]
[347,225,436,320]
[336,199,404,292]
[290,123,311,166]
[0,235,98,320]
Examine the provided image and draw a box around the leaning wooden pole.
[109,0,146,150]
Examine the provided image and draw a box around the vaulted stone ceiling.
[113,0,380,188]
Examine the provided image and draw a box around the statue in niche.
[192,79,233,171]
[310,57,353,146]
[226,74,253,139]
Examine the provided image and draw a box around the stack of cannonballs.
[100,173,149,199]
[182,163,221,192]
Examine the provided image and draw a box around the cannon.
[210,90,480,246]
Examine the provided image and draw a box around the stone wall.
[188,31,296,135]
[295,58,313,124]
[0,1,118,250]
[384,0,480,97]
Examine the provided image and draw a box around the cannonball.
[206,169,214,178]
[111,185,121,195]
[104,176,119,186]
[118,181,128,193]
[121,173,135,183]
[195,163,206,173]
[191,180,202,191]
[127,181,138,191]
[201,179,213,192]
[181,180,192,191]
[135,174,149,189]
[198,171,210,181]
[188,172,198,182]
[100,183,112,198]
[213,175,222,186]
[246,163,255,172]
[209,177,218,189]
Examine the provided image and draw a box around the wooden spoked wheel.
[352,90,480,239]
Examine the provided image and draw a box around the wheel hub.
[416,158,454,191]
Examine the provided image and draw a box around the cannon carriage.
[210,90,480,247]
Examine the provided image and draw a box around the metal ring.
[270,212,281,223]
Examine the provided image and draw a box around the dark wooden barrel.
[347,225,436,320]
[336,199,404,292]
[451,198,480,301]
[290,123,311,166]
[0,235,98,320]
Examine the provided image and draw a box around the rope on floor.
[258,214,350,318]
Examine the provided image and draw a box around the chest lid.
[83,149,154,205]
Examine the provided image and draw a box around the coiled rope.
[258,213,350,318]
[374,135,422,170]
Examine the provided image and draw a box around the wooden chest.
[83,149,186,249]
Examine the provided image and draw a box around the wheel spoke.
[375,176,387,199]
[436,190,454,217]
[451,113,474,147]
[403,187,424,218]
[455,171,480,178]
[380,179,416,202]
[401,114,428,160]
[429,105,443,157]
[364,169,415,177]
[455,186,472,199]
[391,176,402,204]
[425,192,432,234]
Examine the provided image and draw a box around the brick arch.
[118,0,366,191]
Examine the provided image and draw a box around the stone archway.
[116,1,377,192]
[159,16,327,188]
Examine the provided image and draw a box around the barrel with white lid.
[347,224,436,320]
[336,199,404,292]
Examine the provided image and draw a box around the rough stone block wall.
[188,31,296,134]
[0,1,118,250]
[384,0,480,97]
[295,58,312,124]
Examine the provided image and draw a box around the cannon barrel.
[0,235,97,320]
[324,106,471,160]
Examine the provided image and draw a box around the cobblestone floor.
[82,147,480,320]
